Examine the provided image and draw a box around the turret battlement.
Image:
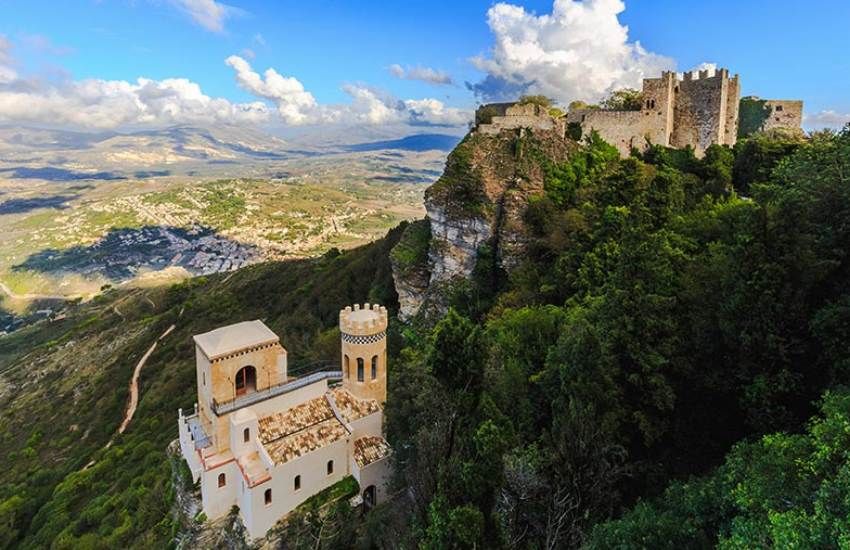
[339,303,388,336]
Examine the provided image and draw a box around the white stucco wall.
[201,460,239,520]
[241,437,350,539]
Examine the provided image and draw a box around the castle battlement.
[339,303,388,335]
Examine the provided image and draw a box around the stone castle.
[476,68,803,157]
[177,304,391,540]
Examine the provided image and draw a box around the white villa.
[177,304,392,540]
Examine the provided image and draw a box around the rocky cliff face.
[391,126,576,320]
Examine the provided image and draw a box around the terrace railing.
[211,370,342,415]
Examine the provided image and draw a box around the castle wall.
[761,100,804,132]
[724,75,741,145]
[572,110,649,156]
[672,71,728,156]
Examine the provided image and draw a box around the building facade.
[475,68,803,157]
[177,304,392,540]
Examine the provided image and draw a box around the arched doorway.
[362,485,376,512]
[235,366,256,396]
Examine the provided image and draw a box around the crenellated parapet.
[339,303,388,336]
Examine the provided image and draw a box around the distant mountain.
[0,124,466,182]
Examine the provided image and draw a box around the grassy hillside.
[0,225,404,549]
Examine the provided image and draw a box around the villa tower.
[340,304,388,404]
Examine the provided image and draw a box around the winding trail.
[117,323,176,434]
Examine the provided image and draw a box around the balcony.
[211,370,343,416]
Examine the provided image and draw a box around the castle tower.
[641,71,677,146]
[340,304,388,404]
[193,320,287,451]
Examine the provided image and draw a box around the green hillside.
[2,125,849,549]
[0,227,403,549]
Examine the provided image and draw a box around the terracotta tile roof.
[263,419,347,465]
[258,395,335,442]
[353,436,391,468]
[328,387,380,423]
[258,395,347,465]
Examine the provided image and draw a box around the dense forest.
[379,126,850,548]
[1,125,848,549]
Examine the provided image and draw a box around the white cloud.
[0,68,269,129]
[389,64,454,85]
[168,0,238,33]
[225,55,318,125]
[804,110,850,131]
[0,35,16,84]
[225,55,471,127]
[468,0,674,104]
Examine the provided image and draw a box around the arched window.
[371,355,378,380]
[218,473,226,488]
[357,358,364,382]
[344,355,350,379]
[327,460,334,475]
[294,475,301,491]
[243,427,250,443]
[235,366,257,396]
[264,488,272,505]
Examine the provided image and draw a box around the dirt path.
[117,323,175,434]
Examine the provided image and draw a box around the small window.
[264,488,272,505]
[327,460,334,475]
[218,473,226,488]
[202,372,205,385]
[243,427,250,443]
[344,355,350,379]
[294,475,301,491]
[371,355,378,380]
[357,358,364,382]
[776,105,784,112]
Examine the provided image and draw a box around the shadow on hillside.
[345,133,462,153]
[13,225,261,282]
[0,194,79,215]
[0,166,127,181]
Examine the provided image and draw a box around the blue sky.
[0,0,847,130]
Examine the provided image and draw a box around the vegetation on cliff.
[387,126,850,547]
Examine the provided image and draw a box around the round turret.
[339,304,388,403]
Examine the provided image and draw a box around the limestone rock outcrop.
[391,126,575,320]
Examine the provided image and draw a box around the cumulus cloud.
[388,64,454,85]
[804,110,850,130]
[225,55,470,126]
[468,0,674,104]
[0,77,269,129]
[168,0,239,33]
[225,55,318,125]
[0,44,269,129]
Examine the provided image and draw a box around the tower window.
[243,428,250,443]
[264,488,272,505]
[371,355,378,380]
[344,355,350,379]
[294,475,301,491]
[327,460,334,475]
[218,473,226,488]
[357,358,364,382]
[776,105,784,112]
[234,365,257,396]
